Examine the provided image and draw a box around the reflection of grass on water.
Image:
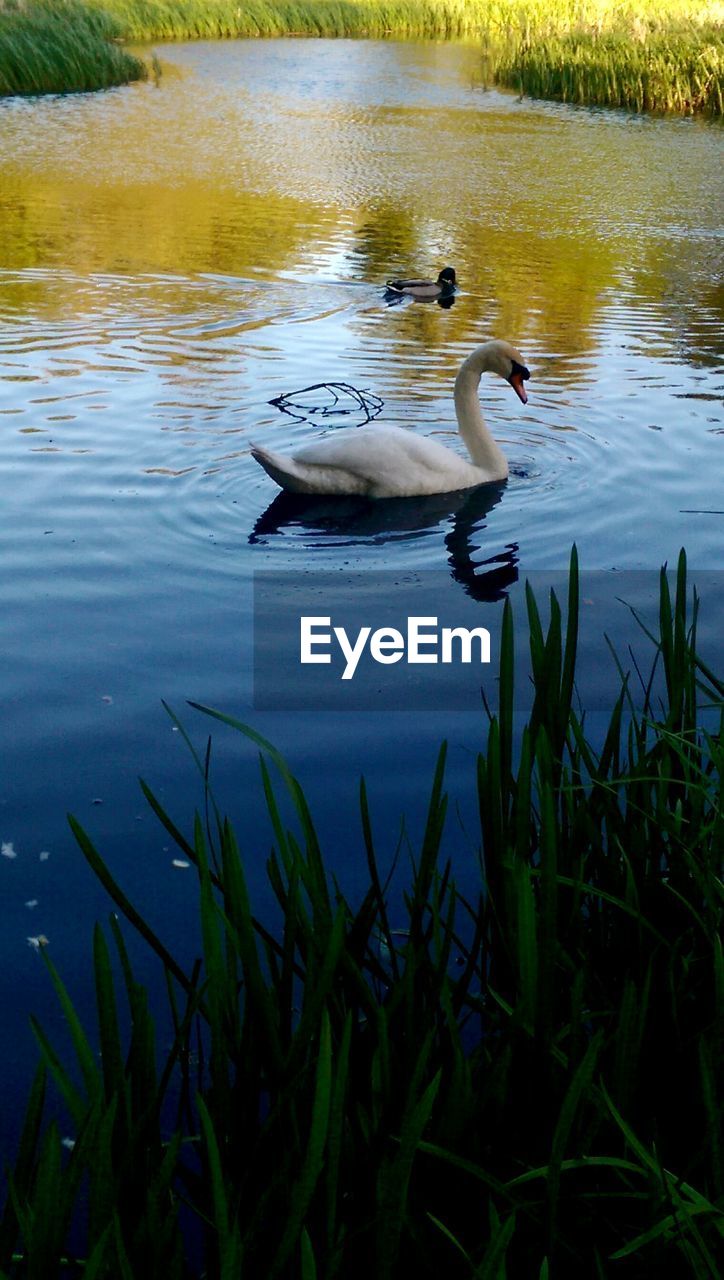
[1,551,722,1275]
[0,0,722,114]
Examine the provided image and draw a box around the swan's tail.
[250,443,318,494]
[251,442,370,497]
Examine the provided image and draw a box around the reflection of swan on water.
[251,340,529,499]
[250,483,518,603]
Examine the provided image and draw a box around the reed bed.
[0,0,145,97]
[496,26,724,116]
[82,0,724,45]
[1,550,722,1276]
[86,0,494,40]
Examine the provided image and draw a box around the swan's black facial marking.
[507,358,530,404]
[509,359,530,382]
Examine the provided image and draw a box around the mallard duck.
[384,267,457,300]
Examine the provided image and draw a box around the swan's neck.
[454,352,509,478]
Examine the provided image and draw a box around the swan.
[385,267,456,300]
[250,339,529,500]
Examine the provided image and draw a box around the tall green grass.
[0,0,145,97]
[86,0,493,40]
[81,0,724,45]
[496,26,723,116]
[1,549,722,1276]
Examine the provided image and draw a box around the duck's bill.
[509,371,528,403]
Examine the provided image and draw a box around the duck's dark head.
[437,267,456,287]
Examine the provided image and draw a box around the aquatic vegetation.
[82,0,724,45]
[0,0,145,97]
[1,550,722,1275]
[496,25,724,116]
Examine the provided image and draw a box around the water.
[0,39,722,1131]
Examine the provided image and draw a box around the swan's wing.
[293,425,472,495]
[295,425,429,470]
[251,443,371,496]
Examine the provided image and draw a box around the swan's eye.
[509,359,530,381]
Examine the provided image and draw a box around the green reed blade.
[546,1031,603,1242]
[92,924,126,1107]
[270,1013,332,1279]
[0,1065,46,1269]
[139,778,197,864]
[609,1202,716,1260]
[38,948,100,1100]
[698,1039,723,1194]
[28,1018,87,1129]
[300,1226,318,1280]
[80,1223,114,1280]
[426,1212,472,1263]
[499,596,515,792]
[376,1057,440,1275]
[360,775,400,980]
[69,814,192,994]
[414,741,449,916]
[474,1208,515,1279]
[561,544,579,720]
[220,820,284,1074]
[291,907,346,1072]
[197,1094,236,1268]
[196,839,233,1113]
[512,858,537,1034]
[325,1010,352,1250]
[506,1155,646,1188]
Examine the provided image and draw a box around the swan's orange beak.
[509,371,528,404]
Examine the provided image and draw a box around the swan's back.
[291,424,481,497]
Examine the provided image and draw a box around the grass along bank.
[0,1,145,97]
[0,0,722,114]
[494,23,723,115]
[1,552,722,1276]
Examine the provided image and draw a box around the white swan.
[251,339,529,500]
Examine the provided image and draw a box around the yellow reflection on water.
[0,37,720,382]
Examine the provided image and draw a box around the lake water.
[0,39,722,1130]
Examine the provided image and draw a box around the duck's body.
[251,339,529,501]
[385,267,456,300]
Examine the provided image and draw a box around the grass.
[0,548,722,1276]
[495,25,723,116]
[0,1,146,97]
[0,0,722,114]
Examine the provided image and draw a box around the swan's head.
[437,267,456,287]
[484,339,530,404]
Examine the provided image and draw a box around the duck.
[250,339,529,500]
[384,267,457,300]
